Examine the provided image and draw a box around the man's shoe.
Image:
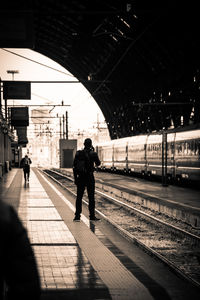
[90,216,100,221]
[73,216,80,222]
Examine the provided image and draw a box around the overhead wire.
[0,48,104,128]
[1,48,74,77]
[1,48,89,111]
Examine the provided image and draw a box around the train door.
[170,141,175,180]
[125,142,128,172]
[144,135,148,175]
[167,133,176,181]
[112,144,114,170]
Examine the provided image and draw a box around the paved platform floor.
[1,168,154,300]
[19,170,112,299]
[1,168,200,300]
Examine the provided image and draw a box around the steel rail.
[44,168,200,244]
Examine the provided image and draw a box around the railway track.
[41,168,200,289]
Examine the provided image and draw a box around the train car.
[145,132,176,180]
[146,133,162,177]
[96,127,200,184]
[174,129,200,182]
[112,137,129,171]
[126,135,147,175]
[96,140,114,170]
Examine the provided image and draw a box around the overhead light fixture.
[7,70,19,80]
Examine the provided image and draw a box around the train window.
[193,139,199,156]
[167,142,173,156]
[130,144,145,152]
[191,140,196,155]
[176,143,182,155]
[181,142,184,155]
[184,142,187,155]
[199,140,200,155]
[190,141,193,155]
[194,141,197,155]
[196,140,200,155]
[190,140,194,154]
[186,141,192,155]
[147,143,162,157]
[186,142,189,155]
[167,143,174,152]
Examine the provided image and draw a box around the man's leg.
[23,169,27,181]
[27,168,30,181]
[87,179,95,219]
[74,182,85,219]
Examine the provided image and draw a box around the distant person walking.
[73,138,101,221]
[20,155,32,182]
[0,199,41,300]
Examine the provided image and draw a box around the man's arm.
[93,152,101,167]
[73,151,79,184]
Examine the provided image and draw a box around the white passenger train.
[96,127,200,183]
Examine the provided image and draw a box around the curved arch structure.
[1,1,200,138]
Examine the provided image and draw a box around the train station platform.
[1,167,200,300]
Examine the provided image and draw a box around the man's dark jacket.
[73,147,101,181]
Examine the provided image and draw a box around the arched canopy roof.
[1,0,200,138]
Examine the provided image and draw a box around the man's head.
[25,155,28,158]
[84,138,92,148]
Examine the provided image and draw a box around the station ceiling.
[1,1,200,139]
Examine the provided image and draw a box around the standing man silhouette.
[73,138,101,221]
[20,155,32,182]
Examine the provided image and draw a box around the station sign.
[15,126,28,145]
[11,107,29,127]
[3,81,31,100]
